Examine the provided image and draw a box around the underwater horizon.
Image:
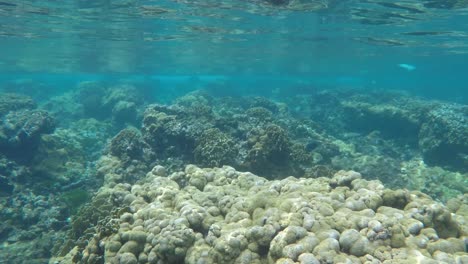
[0,1,467,263]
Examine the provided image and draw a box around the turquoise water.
[0,1,467,263]
[1,1,468,101]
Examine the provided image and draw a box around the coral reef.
[96,154,150,186]
[20,118,112,191]
[77,82,108,119]
[193,128,238,167]
[245,124,292,175]
[138,92,331,179]
[109,127,147,163]
[341,100,422,143]
[103,84,144,125]
[0,93,36,116]
[400,158,468,200]
[77,82,149,126]
[419,104,468,171]
[0,109,56,161]
[102,89,467,201]
[285,89,468,198]
[42,93,84,126]
[142,104,201,157]
[322,91,467,172]
[53,165,467,264]
[0,191,70,264]
[0,116,112,263]
[1,84,466,264]
[29,132,86,187]
[0,89,117,264]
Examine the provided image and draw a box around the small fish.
[398,63,416,71]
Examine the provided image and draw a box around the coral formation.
[341,101,422,142]
[400,158,468,199]
[0,109,56,161]
[77,82,148,126]
[29,133,86,185]
[193,128,238,167]
[0,89,118,263]
[245,124,292,175]
[53,165,467,264]
[419,104,468,171]
[0,190,70,263]
[104,89,467,200]
[1,84,466,264]
[77,82,107,119]
[142,104,199,156]
[286,89,468,198]
[0,93,36,116]
[319,91,467,172]
[0,109,55,143]
[109,127,147,162]
[138,93,326,178]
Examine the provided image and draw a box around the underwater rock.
[58,165,467,264]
